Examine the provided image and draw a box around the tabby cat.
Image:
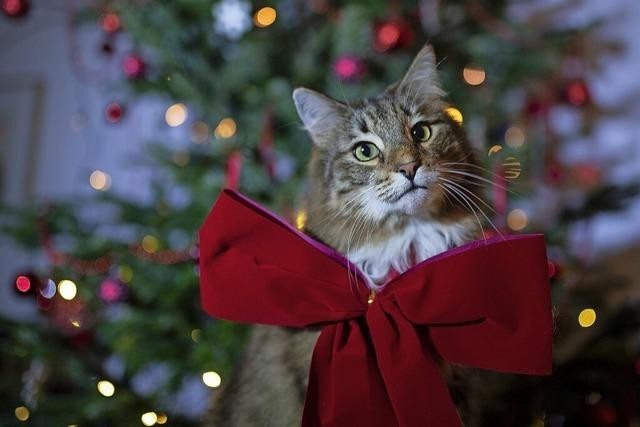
[204,44,490,427]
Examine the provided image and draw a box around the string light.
[14,406,29,422]
[97,380,115,397]
[202,371,222,388]
[156,414,168,424]
[165,103,188,127]
[254,7,276,27]
[506,208,528,231]
[502,156,522,179]
[141,412,158,426]
[444,107,463,124]
[215,118,237,139]
[58,279,77,300]
[462,66,486,86]
[295,210,307,230]
[578,308,596,328]
[142,235,159,254]
[504,126,525,148]
[488,145,502,156]
[90,170,111,191]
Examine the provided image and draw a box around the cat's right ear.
[293,88,345,146]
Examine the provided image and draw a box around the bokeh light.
[462,66,486,86]
[215,118,237,139]
[15,275,31,293]
[156,414,168,424]
[578,308,596,327]
[141,412,158,426]
[119,265,134,283]
[444,107,463,124]
[97,380,115,397]
[142,235,159,254]
[254,7,276,28]
[488,145,502,156]
[504,126,526,148]
[202,371,222,388]
[507,208,528,231]
[98,13,120,33]
[58,279,77,300]
[502,156,522,179]
[90,170,111,191]
[165,103,188,127]
[296,210,307,230]
[14,406,29,422]
[40,278,57,299]
[191,328,201,342]
[190,121,210,144]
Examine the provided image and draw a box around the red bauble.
[105,102,125,124]
[14,271,38,295]
[373,18,415,52]
[1,0,30,18]
[98,12,120,33]
[525,98,551,118]
[123,54,146,79]
[333,55,366,82]
[564,80,590,106]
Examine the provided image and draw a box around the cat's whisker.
[438,168,519,196]
[439,177,496,214]
[441,161,518,184]
[442,182,503,239]
[438,183,486,243]
[315,186,375,232]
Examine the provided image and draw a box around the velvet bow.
[199,190,553,427]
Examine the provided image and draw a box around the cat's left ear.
[293,88,346,146]
[393,43,445,101]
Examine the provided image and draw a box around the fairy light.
[119,265,134,283]
[202,371,222,388]
[296,210,307,230]
[462,66,486,86]
[506,208,528,231]
[156,414,168,424]
[488,145,502,156]
[165,103,188,127]
[142,235,159,254]
[97,380,115,397]
[444,107,463,124]
[215,118,237,139]
[141,412,158,426]
[40,278,56,298]
[254,7,276,27]
[191,329,202,342]
[15,406,29,422]
[70,320,81,328]
[58,279,77,300]
[90,170,111,191]
[190,121,210,144]
[502,156,522,179]
[173,150,190,166]
[504,126,526,148]
[15,275,31,293]
[578,308,596,328]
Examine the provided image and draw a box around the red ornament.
[373,18,415,52]
[1,0,29,18]
[105,102,124,124]
[525,98,550,118]
[573,162,602,189]
[564,80,590,106]
[98,278,127,303]
[225,151,243,190]
[199,190,553,427]
[122,54,146,79]
[98,12,121,33]
[13,271,39,296]
[333,55,366,82]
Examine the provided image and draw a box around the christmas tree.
[2,0,639,426]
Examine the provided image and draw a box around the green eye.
[411,122,432,143]
[352,142,380,162]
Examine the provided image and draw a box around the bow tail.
[367,302,462,427]
[302,320,398,427]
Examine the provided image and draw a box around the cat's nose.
[397,161,419,181]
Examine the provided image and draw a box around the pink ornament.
[333,55,365,82]
[99,278,126,303]
[123,55,146,79]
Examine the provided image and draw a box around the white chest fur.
[348,219,471,288]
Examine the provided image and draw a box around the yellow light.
[141,411,158,426]
[142,235,159,254]
[119,265,134,283]
[504,126,525,148]
[444,107,463,125]
[156,414,168,424]
[70,320,81,328]
[462,66,486,86]
[254,7,277,27]
[191,328,202,342]
[90,170,111,191]
[15,406,29,422]
[202,371,222,388]
[502,156,522,179]
[488,145,502,156]
[214,118,237,139]
[578,308,596,328]
[190,121,210,144]
[58,279,77,300]
[296,210,307,230]
[506,208,528,231]
[97,380,115,397]
[165,103,188,127]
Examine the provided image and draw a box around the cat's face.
[294,45,479,234]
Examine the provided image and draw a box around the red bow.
[199,190,553,427]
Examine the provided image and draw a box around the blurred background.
[1,0,640,426]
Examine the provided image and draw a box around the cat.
[204,43,488,427]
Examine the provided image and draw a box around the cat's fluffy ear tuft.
[293,88,345,145]
[395,44,445,102]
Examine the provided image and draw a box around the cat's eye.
[352,142,380,162]
[411,122,432,143]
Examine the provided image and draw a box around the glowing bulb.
[462,66,486,86]
[142,235,159,254]
[40,279,56,298]
[141,412,158,426]
[119,265,134,283]
[90,170,111,191]
[296,210,307,230]
[502,156,522,179]
[202,371,222,388]
[191,329,201,342]
[156,414,168,424]
[58,279,77,300]
[97,380,115,397]
[488,145,502,156]
[70,320,81,328]
[15,275,31,293]
[165,103,188,127]
[215,118,237,139]
[504,126,525,148]
[254,7,276,27]
[444,107,463,124]
[578,308,596,328]
[506,208,528,231]
[15,406,29,422]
